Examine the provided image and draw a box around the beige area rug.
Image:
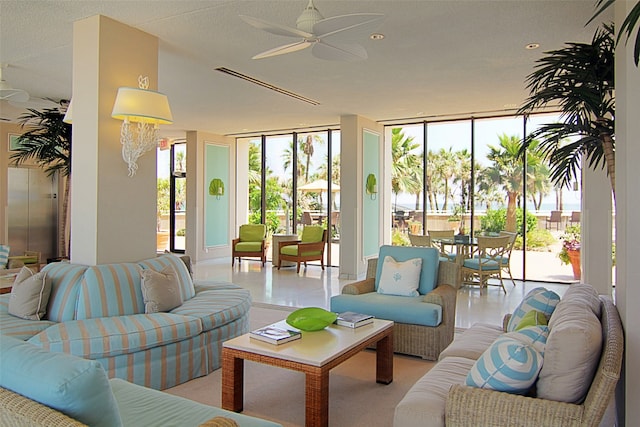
[166,304,435,427]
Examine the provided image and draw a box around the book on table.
[335,311,375,328]
[250,323,301,345]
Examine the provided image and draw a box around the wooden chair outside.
[498,231,517,285]
[427,229,456,260]
[278,226,327,273]
[569,211,581,226]
[231,224,267,266]
[461,235,511,294]
[546,210,563,230]
[300,211,314,226]
[408,234,431,247]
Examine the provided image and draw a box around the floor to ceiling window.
[157,140,186,253]
[239,129,340,267]
[387,112,582,283]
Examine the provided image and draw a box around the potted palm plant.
[10,101,71,259]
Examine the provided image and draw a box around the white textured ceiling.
[0,0,610,137]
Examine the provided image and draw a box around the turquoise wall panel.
[205,144,230,247]
[363,130,380,257]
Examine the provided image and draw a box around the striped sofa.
[0,254,251,390]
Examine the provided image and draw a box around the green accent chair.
[232,224,267,267]
[278,226,327,273]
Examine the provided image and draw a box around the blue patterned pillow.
[0,244,9,269]
[507,287,560,331]
[377,256,423,297]
[504,325,549,355]
[466,336,543,394]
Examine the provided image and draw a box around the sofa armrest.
[445,384,583,426]
[423,284,456,306]
[0,387,87,427]
[503,313,512,331]
[437,260,460,289]
[341,278,375,295]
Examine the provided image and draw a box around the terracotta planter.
[567,249,581,280]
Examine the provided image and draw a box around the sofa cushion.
[0,335,122,427]
[536,295,602,403]
[466,336,543,394]
[548,283,601,328]
[507,287,560,331]
[141,264,183,313]
[377,256,422,297]
[41,262,88,322]
[235,241,263,252]
[438,323,503,361]
[0,294,56,340]
[394,356,475,427]
[110,378,283,427]
[28,313,203,358]
[171,286,252,331]
[138,254,196,301]
[76,263,144,319]
[330,293,441,327]
[376,245,440,295]
[8,266,52,320]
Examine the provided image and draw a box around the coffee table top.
[224,319,393,367]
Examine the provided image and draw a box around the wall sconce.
[209,178,225,200]
[62,99,73,124]
[112,75,173,177]
[366,173,377,200]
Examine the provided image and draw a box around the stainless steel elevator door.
[7,167,57,261]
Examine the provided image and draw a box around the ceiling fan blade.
[252,40,311,59]
[314,13,384,41]
[312,41,368,61]
[239,15,312,39]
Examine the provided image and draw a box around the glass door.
[170,142,186,253]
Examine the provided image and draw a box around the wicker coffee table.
[222,319,394,427]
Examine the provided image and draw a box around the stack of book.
[249,323,301,345]
[335,311,375,328]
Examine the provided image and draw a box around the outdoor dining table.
[432,236,478,264]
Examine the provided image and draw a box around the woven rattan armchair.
[445,297,623,427]
[337,257,459,360]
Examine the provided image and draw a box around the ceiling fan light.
[296,0,324,33]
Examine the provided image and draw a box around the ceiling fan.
[0,65,29,102]
[240,0,383,61]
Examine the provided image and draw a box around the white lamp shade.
[111,87,173,125]
[63,99,73,124]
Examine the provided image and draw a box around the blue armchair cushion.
[330,293,442,327]
[375,245,440,295]
[462,258,500,270]
[0,335,123,427]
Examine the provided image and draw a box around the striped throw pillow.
[504,325,549,355]
[466,336,543,394]
[507,287,560,331]
[0,245,9,269]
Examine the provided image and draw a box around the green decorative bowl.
[286,307,337,331]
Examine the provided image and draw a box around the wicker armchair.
[336,256,459,360]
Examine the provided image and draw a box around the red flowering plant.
[558,225,580,265]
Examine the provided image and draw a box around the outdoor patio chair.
[546,210,563,230]
[498,231,517,285]
[427,229,456,261]
[569,210,581,226]
[278,225,327,273]
[231,224,267,267]
[408,234,431,247]
[461,235,511,294]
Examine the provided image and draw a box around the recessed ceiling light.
[525,43,540,50]
[370,33,385,40]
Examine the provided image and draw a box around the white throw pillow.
[8,266,51,320]
[140,264,183,313]
[377,256,422,297]
[466,336,543,394]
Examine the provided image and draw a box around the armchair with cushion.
[232,224,267,267]
[277,225,327,273]
[330,245,459,360]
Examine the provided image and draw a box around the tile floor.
[193,258,572,329]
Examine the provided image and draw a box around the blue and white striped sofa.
[0,254,251,390]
